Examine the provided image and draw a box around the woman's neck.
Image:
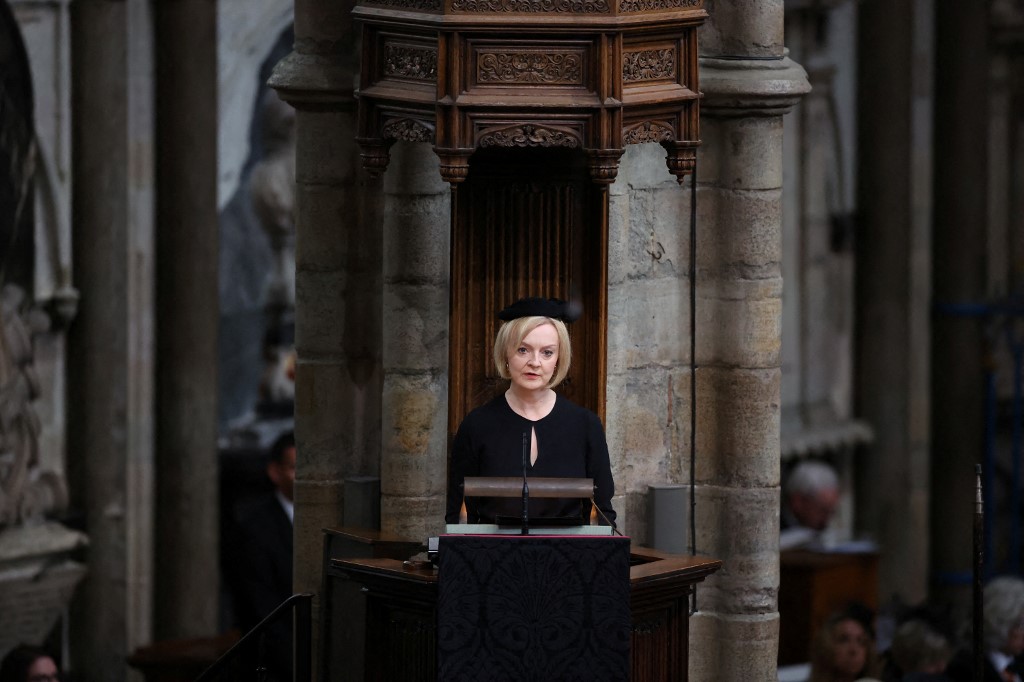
[505,386,556,421]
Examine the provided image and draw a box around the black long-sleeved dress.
[445,393,616,526]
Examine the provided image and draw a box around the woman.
[444,297,616,527]
[810,606,882,682]
[0,645,60,682]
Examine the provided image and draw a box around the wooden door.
[447,147,608,440]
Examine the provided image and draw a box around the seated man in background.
[781,458,841,550]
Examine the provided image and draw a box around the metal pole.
[973,464,984,682]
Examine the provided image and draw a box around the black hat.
[498,297,582,322]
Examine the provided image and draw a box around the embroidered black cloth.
[436,535,631,682]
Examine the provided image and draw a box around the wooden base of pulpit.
[322,527,720,682]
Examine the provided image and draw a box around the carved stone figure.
[0,285,64,526]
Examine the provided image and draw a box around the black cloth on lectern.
[436,535,631,682]
[445,393,616,526]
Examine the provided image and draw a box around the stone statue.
[0,284,64,526]
[249,89,297,407]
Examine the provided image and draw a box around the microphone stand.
[521,431,530,535]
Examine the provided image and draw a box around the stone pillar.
[928,0,985,605]
[379,143,451,540]
[67,0,155,678]
[152,0,220,639]
[691,2,809,679]
[269,0,381,662]
[854,0,934,606]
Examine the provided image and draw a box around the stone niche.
[1,0,87,657]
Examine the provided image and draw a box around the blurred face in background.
[831,618,870,680]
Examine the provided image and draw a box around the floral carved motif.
[362,0,442,11]
[452,0,610,13]
[478,124,581,148]
[623,49,676,82]
[384,44,438,81]
[382,118,435,143]
[619,0,700,11]
[477,52,583,85]
[623,121,675,144]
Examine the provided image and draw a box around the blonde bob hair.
[493,316,571,389]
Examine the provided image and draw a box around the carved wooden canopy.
[353,0,706,185]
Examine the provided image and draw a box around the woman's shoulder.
[552,394,602,425]
[459,394,511,428]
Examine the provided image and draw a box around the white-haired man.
[780,458,840,550]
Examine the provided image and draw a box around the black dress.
[445,393,616,526]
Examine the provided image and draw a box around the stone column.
[928,0,985,605]
[690,2,809,679]
[67,0,155,678]
[152,0,220,639]
[269,0,382,661]
[379,143,451,540]
[854,0,935,606]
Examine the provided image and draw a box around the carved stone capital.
[268,51,358,111]
[699,55,811,118]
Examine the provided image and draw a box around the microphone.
[521,430,529,535]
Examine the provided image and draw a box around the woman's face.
[831,618,870,679]
[507,322,559,392]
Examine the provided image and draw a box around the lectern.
[324,527,720,681]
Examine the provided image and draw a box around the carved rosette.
[478,52,583,85]
[623,121,675,145]
[382,118,435,143]
[478,124,581,148]
[451,0,610,12]
[623,48,676,83]
[384,44,438,82]
[619,0,701,11]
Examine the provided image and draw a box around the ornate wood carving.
[619,0,702,11]
[624,121,675,144]
[623,48,676,83]
[477,124,581,148]
[384,44,438,81]
[451,0,610,13]
[477,51,583,85]
[363,0,443,11]
[382,117,435,143]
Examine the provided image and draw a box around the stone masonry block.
[296,110,359,185]
[295,183,350,270]
[383,285,450,372]
[607,280,690,373]
[295,270,347,357]
[694,366,780,486]
[383,142,450,195]
[690,484,779,614]
[689,611,781,682]
[382,494,447,539]
[696,188,782,276]
[695,277,782,368]
[383,195,451,282]
[380,374,448,497]
[608,185,691,285]
[699,117,784,190]
[605,368,690,489]
[611,143,679,195]
[294,360,382,477]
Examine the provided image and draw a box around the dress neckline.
[503,391,559,423]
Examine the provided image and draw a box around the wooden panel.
[448,147,607,442]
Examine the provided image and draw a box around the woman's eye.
[517,347,527,354]
[543,350,554,357]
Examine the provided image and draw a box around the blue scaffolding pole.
[934,298,1024,579]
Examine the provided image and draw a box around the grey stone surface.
[607,280,690,373]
